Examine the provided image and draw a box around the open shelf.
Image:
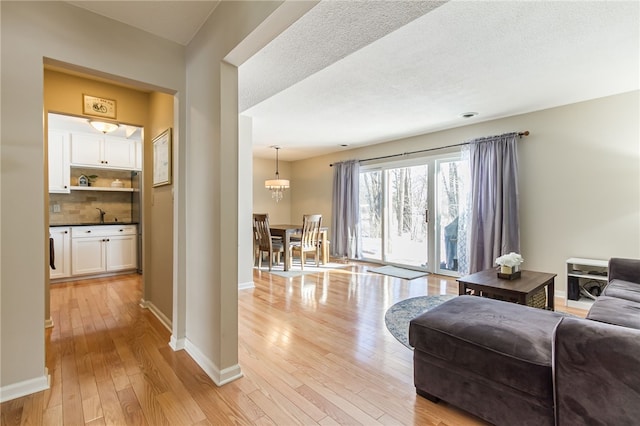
[70,186,138,192]
[566,258,608,308]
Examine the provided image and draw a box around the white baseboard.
[0,370,49,403]
[238,281,255,290]
[184,339,243,386]
[139,299,172,332]
[45,317,54,328]
[169,336,186,351]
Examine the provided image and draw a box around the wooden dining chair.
[253,213,284,271]
[290,214,322,270]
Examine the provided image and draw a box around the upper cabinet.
[70,132,141,171]
[49,130,71,193]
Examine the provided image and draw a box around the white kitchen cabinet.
[71,225,137,276]
[49,227,71,279]
[134,140,143,170]
[48,131,70,193]
[104,136,139,170]
[106,235,137,271]
[72,236,107,275]
[70,132,102,167]
[70,133,141,170]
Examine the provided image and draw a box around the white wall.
[0,1,185,400]
[184,0,286,384]
[239,116,255,289]
[290,91,640,295]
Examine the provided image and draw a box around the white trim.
[49,269,136,284]
[238,281,255,290]
[184,339,243,386]
[0,370,49,403]
[139,299,172,332]
[45,317,54,329]
[169,336,186,351]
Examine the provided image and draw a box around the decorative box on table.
[498,265,521,280]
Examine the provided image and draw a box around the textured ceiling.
[63,1,639,162]
[244,0,639,161]
[239,1,446,112]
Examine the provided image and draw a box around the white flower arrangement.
[495,252,524,268]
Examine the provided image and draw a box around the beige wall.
[147,93,175,322]
[288,91,640,296]
[1,1,184,398]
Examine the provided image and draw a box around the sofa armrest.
[608,258,640,284]
[554,317,640,425]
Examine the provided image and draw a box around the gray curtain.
[468,132,520,273]
[331,160,362,259]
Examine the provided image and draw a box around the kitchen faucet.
[96,207,106,223]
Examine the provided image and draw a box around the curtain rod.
[330,131,530,167]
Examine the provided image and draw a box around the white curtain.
[456,145,471,275]
[331,160,362,259]
[467,132,520,273]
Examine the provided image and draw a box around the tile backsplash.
[50,168,135,224]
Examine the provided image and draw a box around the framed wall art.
[153,128,172,187]
[83,94,117,119]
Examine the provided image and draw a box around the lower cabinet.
[55,225,138,279]
[106,235,137,271]
[50,227,71,279]
[71,236,107,275]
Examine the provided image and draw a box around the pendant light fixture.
[265,146,289,202]
[89,119,119,134]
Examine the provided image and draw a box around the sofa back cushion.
[554,317,640,425]
[586,295,640,329]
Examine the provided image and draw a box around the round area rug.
[385,295,456,349]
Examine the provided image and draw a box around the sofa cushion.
[602,279,640,303]
[586,295,640,329]
[409,295,566,400]
[554,317,640,425]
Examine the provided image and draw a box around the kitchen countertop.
[50,222,139,227]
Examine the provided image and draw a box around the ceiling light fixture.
[265,146,289,203]
[460,112,479,119]
[89,120,120,134]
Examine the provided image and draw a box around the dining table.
[269,224,329,271]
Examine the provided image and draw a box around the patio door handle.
[425,209,429,223]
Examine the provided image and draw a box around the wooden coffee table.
[457,268,556,310]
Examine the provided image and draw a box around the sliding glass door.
[384,164,429,268]
[435,158,469,274]
[359,170,382,261]
[359,154,468,275]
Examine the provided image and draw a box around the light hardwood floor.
[1,263,586,425]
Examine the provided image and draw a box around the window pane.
[436,159,469,272]
[359,170,382,260]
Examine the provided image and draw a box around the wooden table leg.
[458,282,467,296]
[283,232,291,271]
[547,279,555,311]
[321,230,328,264]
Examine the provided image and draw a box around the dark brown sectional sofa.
[409,258,640,425]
